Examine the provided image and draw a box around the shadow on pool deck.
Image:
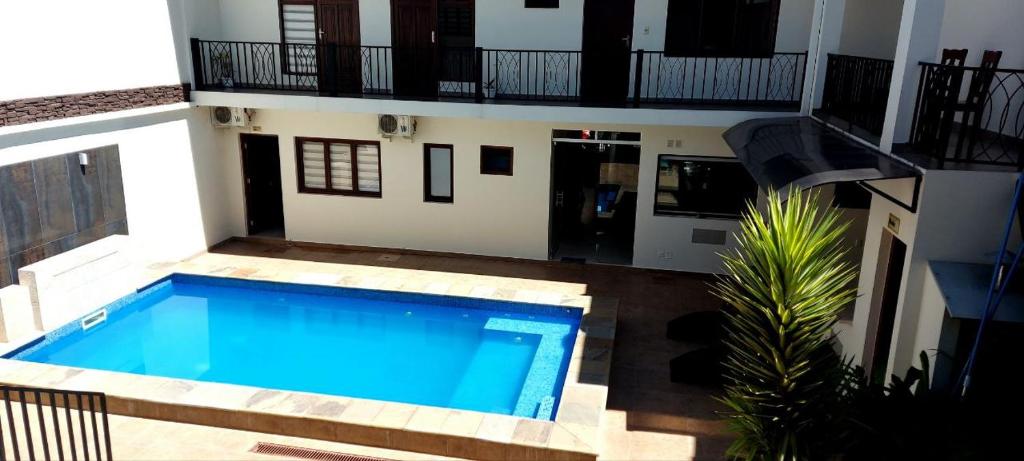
[212,238,733,461]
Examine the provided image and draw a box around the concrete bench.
[18,235,137,331]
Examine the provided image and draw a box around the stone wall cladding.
[0,84,190,127]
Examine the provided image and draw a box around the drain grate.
[250,442,391,461]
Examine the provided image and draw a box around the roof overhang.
[724,117,922,196]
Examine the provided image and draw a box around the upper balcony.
[190,39,808,112]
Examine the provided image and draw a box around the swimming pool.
[6,274,581,420]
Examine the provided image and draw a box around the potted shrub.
[713,189,858,460]
[484,79,496,99]
[212,51,234,88]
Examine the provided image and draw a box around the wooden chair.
[914,49,969,161]
[954,50,1004,158]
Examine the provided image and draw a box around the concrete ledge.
[18,235,135,330]
[0,285,36,343]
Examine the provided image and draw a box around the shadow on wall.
[0,146,128,287]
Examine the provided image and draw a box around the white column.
[879,0,947,152]
[802,0,846,115]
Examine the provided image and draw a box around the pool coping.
[0,254,617,461]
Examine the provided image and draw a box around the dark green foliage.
[714,190,858,460]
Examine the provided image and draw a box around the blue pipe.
[956,173,1024,398]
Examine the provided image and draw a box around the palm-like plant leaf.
[714,189,857,460]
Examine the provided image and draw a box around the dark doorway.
[241,134,285,238]
[316,0,362,95]
[580,0,636,106]
[391,0,440,99]
[550,131,640,265]
[863,230,907,383]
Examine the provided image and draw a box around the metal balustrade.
[191,39,807,110]
[911,62,1024,168]
[1,385,113,461]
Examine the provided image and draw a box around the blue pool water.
[8,274,581,420]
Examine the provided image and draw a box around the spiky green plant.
[713,189,858,460]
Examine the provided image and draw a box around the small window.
[480,146,513,175]
[655,155,757,218]
[664,0,781,57]
[297,137,381,197]
[279,0,318,74]
[424,144,454,203]
[525,0,558,8]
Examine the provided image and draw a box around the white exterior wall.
[218,110,742,273]
[0,108,238,264]
[0,1,193,100]
[211,0,814,53]
[938,0,1024,67]
[846,171,1019,380]
[838,0,904,60]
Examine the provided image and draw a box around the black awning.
[723,117,921,195]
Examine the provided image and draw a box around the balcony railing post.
[633,49,644,108]
[475,47,484,102]
[190,38,204,90]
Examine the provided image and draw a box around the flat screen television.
[655,155,758,219]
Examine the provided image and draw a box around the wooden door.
[863,230,907,383]
[317,0,362,95]
[241,134,285,236]
[391,0,439,99]
[580,0,636,106]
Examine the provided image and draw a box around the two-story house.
[1,0,1023,458]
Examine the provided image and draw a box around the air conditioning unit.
[211,106,249,128]
[378,114,415,139]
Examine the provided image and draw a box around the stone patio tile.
[405,405,451,434]
[178,381,262,410]
[305,395,353,419]
[441,410,484,437]
[547,423,596,456]
[241,388,288,411]
[475,413,520,444]
[337,398,385,424]
[372,401,419,429]
[512,418,553,447]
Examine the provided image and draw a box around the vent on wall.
[692,229,727,245]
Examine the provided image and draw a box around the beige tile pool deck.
[0,239,732,460]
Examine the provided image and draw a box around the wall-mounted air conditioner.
[378,114,415,139]
[211,107,249,128]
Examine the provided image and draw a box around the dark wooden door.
[863,230,907,383]
[580,0,636,106]
[391,0,438,99]
[241,134,285,236]
[317,0,362,95]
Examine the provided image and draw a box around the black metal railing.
[816,54,895,140]
[192,39,807,109]
[634,51,808,106]
[1,385,113,461]
[911,62,1024,168]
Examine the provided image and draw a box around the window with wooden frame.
[664,0,781,58]
[279,0,318,74]
[480,146,513,175]
[424,144,454,203]
[296,137,382,197]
